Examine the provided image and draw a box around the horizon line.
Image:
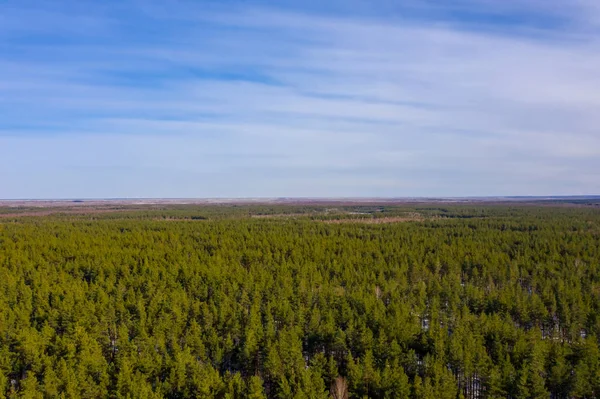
[2,195,600,202]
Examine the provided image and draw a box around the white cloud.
[1,1,599,197]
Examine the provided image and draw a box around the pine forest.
[0,202,599,398]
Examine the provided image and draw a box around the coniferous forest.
[0,203,599,398]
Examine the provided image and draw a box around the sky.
[1,0,600,198]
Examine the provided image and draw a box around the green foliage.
[0,204,599,398]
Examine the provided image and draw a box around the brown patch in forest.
[250,213,321,219]
[321,214,425,224]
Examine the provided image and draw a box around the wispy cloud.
[1,0,599,198]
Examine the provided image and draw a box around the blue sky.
[1,0,599,198]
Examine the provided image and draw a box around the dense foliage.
[0,204,599,398]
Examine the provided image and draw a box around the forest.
[0,203,599,398]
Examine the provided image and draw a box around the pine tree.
[486,366,505,399]
[380,360,410,399]
[247,375,267,399]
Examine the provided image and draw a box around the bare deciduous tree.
[331,376,348,399]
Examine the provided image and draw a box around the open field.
[1,196,599,219]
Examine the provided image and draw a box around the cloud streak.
[1,0,599,198]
